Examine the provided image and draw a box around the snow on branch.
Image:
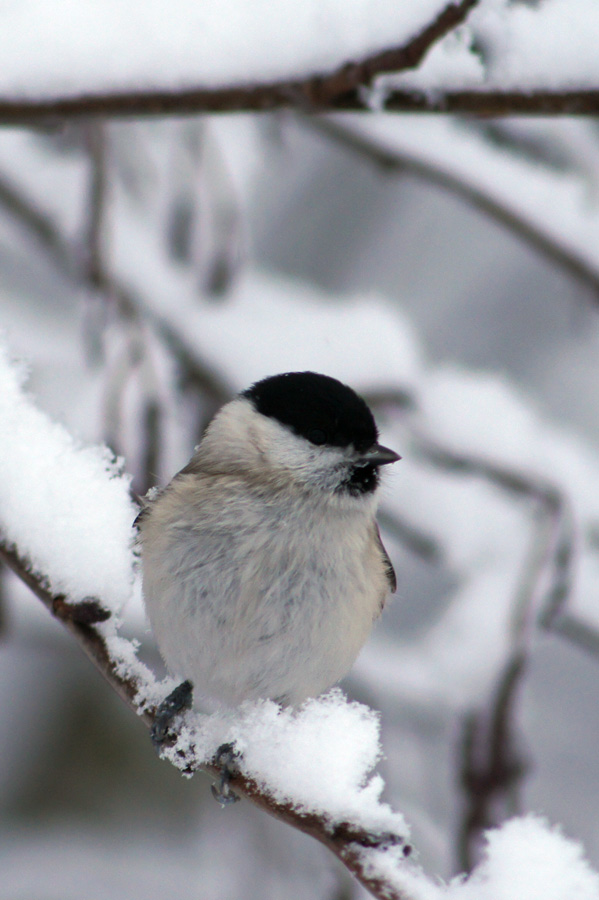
[0,536,418,900]
[0,0,477,122]
[0,345,136,609]
[0,343,414,900]
[1,1,599,119]
[3,342,599,898]
[3,512,599,900]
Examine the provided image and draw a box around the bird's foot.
[211,742,241,806]
[151,680,193,750]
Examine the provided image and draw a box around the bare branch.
[455,496,564,870]
[83,121,108,286]
[411,437,583,870]
[0,86,597,122]
[0,169,74,270]
[380,90,599,117]
[300,116,599,304]
[548,614,599,658]
[457,653,529,872]
[0,535,414,900]
[1,85,599,122]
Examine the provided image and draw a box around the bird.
[138,371,399,731]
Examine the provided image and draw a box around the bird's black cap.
[242,371,378,451]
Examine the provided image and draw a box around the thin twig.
[455,499,563,871]
[415,438,599,663]
[548,615,599,658]
[411,437,578,871]
[83,120,108,286]
[0,536,414,900]
[457,653,529,872]
[0,169,74,270]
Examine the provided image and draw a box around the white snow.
[446,816,599,900]
[389,0,599,95]
[168,689,410,837]
[0,340,137,610]
[0,0,595,102]
[0,0,449,99]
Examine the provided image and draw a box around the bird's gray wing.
[375,522,396,593]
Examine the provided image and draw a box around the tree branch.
[2,86,598,123]
[0,0,485,122]
[83,121,108,286]
[1,87,598,122]
[455,499,564,871]
[0,169,74,271]
[457,652,529,872]
[410,436,582,870]
[299,116,599,304]
[0,535,414,900]
[380,90,599,117]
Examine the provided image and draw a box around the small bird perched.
[138,371,399,717]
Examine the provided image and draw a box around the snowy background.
[2,3,599,899]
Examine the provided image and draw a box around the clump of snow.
[388,0,599,95]
[163,689,408,838]
[0,340,137,611]
[447,816,599,900]
[356,815,599,900]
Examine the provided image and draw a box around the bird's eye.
[308,429,327,445]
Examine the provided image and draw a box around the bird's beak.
[358,443,401,466]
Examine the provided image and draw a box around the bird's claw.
[211,742,241,806]
[151,680,194,750]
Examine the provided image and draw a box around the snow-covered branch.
[1,1,599,119]
[0,0,478,122]
[0,537,417,900]
[0,341,416,898]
